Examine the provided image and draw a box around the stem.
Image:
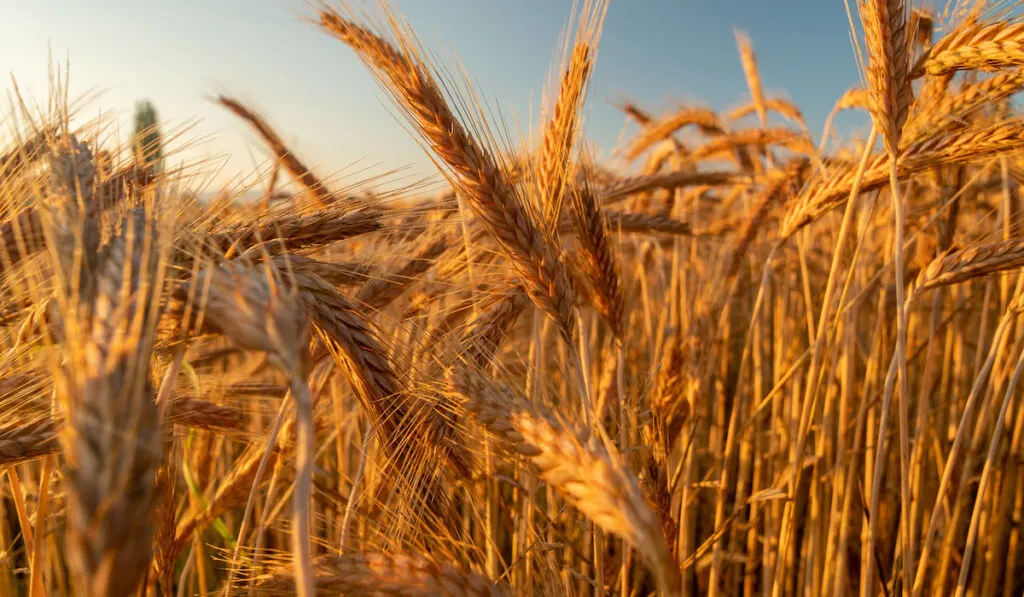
[28,454,53,597]
[7,469,33,557]
[339,426,373,551]
[955,340,1024,596]
[155,346,186,423]
[616,343,632,596]
[913,311,1014,591]
[773,126,877,597]
[888,159,914,595]
[222,393,291,595]
[291,376,316,597]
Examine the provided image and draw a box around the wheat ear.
[449,371,678,594]
[0,419,59,466]
[319,9,578,345]
[538,42,594,228]
[219,96,333,207]
[60,212,165,597]
[289,267,472,477]
[568,176,624,337]
[735,30,767,127]
[922,21,1024,77]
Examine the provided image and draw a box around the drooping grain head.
[185,261,310,375]
[218,96,333,208]
[568,172,624,338]
[922,21,1024,77]
[318,6,579,344]
[447,370,679,594]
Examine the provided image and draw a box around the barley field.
[1,1,1024,595]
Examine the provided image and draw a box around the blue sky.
[0,1,871,192]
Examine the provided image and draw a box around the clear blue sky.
[0,1,869,191]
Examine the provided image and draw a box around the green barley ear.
[132,99,163,174]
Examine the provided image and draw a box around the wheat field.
[1,1,1024,595]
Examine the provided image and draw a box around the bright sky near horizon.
[0,1,870,193]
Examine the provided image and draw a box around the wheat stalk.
[782,121,1024,236]
[252,553,507,597]
[319,9,578,345]
[448,371,678,595]
[204,206,382,259]
[178,261,314,596]
[271,254,374,286]
[168,397,246,430]
[735,30,767,127]
[861,0,912,155]
[538,42,594,228]
[689,127,813,163]
[58,211,165,597]
[859,4,916,591]
[598,170,744,205]
[289,267,471,477]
